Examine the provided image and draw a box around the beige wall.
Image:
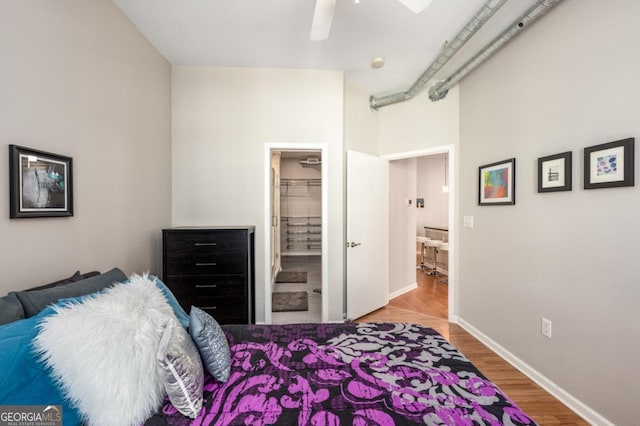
[0,0,172,291]
[458,1,639,424]
[171,67,344,322]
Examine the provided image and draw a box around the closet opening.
[266,147,324,324]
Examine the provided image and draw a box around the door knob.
[349,242,361,248]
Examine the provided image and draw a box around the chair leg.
[427,247,439,276]
[417,242,427,271]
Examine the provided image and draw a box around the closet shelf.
[281,178,321,186]
[281,176,322,255]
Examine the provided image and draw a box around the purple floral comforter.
[146,322,536,425]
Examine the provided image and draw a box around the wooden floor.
[357,267,588,425]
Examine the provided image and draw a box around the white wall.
[379,86,459,156]
[0,0,172,291]
[458,1,639,424]
[416,156,449,233]
[388,158,417,295]
[171,67,344,323]
[344,84,379,155]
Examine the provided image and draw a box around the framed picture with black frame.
[584,138,634,189]
[478,158,515,205]
[538,151,572,193]
[9,145,73,218]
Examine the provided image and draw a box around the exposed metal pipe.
[369,0,507,111]
[429,0,563,102]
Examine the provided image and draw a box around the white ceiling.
[112,0,540,97]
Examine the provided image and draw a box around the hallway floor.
[388,267,448,319]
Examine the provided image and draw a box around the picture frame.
[584,138,634,189]
[538,151,572,193]
[478,158,515,205]
[9,145,73,218]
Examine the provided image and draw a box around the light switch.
[463,216,474,228]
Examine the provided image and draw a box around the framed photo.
[538,151,572,193]
[584,138,634,189]
[9,145,73,218]
[478,158,515,205]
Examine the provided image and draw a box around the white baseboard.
[456,317,613,426]
[388,282,418,300]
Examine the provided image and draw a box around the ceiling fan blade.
[310,0,336,41]
[396,0,433,14]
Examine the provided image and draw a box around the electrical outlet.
[541,318,552,339]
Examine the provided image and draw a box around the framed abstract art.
[584,138,634,189]
[9,145,73,218]
[478,158,515,205]
[538,151,572,193]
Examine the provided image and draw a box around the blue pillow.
[189,306,231,382]
[152,277,189,329]
[0,306,83,425]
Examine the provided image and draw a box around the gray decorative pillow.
[15,268,127,317]
[25,270,84,292]
[0,293,25,326]
[157,319,204,419]
[189,306,231,383]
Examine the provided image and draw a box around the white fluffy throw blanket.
[34,274,175,426]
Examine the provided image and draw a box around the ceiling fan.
[310,0,433,40]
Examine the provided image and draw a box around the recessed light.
[371,57,385,69]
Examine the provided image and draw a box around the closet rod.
[280,178,321,186]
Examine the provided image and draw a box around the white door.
[346,150,389,320]
[270,152,281,278]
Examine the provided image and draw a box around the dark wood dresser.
[162,226,255,324]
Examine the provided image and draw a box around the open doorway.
[265,145,327,324]
[385,145,455,322]
[414,153,449,319]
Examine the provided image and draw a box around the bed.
[145,322,536,425]
[0,270,536,425]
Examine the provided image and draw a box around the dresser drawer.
[165,253,247,275]
[177,295,248,324]
[164,231,246,256]
[166,276,246,298]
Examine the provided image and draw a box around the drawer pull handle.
[196,284,217,288]
[201,306,217,310]
[195,262,217,267]
[195,243,217,246]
